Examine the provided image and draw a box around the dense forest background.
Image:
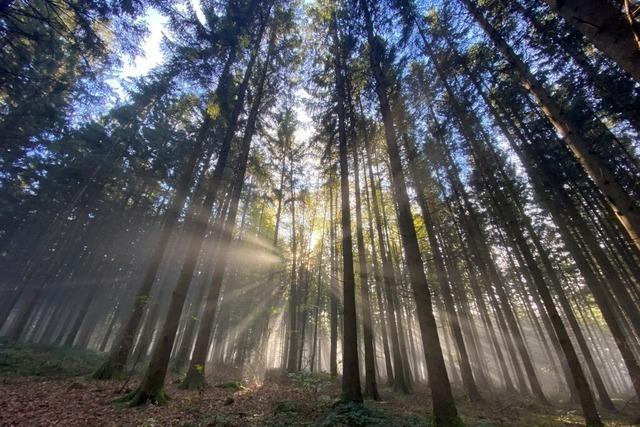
[1,0,640,426]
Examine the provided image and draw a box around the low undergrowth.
[318,401,411,426]
[0,339,103,378]
[0,343,636,426]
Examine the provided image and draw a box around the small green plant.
[318,401,389,427]
[288,372,333,399]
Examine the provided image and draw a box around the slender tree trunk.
[421,39,547,402]
[352,133,379,400]
[332,14,362,402]
[444,147,546,401]
[504,104,640,404]
[91,47,236,379]
[309,211,326,372]
[359,1,457,422]
[461,0,640,253]
[119,17,267,403]
[457,97,602,422]
[440,236,491,390]
[430,121,518,395]
[286,168,299,372]
[329,184,339,378]
[397,98,481,401]
[361,152,394,385]
[363,120,409,392]
[486,98,617,408]
[180,49,269,387]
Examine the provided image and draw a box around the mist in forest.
[1,0,640,426]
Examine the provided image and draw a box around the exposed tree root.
[115,387,170,407]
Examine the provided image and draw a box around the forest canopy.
[1,0,640,426]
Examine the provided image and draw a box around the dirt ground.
[0,343,637,426]
[1,374,638,426]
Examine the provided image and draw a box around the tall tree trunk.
[329,184,339,378]
[429,119,518,395]
[479,91,618,409]
[396,96,481,402]
[449,70,603,421]
[91,47,238,380]
[362,119,409,392]
[501,101,640,404]
[539,0,640,81]
[443,144,546,400]
[332,13,362,402]
[119,16,267,404]
[440,233,491,390]
[460,0,640,253]
[420,37,547,402]
[180,46,269,387]
[361,150,395,385]
[359,1,457,422]
[286,166,299,372]
[309,210,326,372]
[352,132,379,400]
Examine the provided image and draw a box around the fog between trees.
[1,1,640,426]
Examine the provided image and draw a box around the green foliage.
[0,340,103,378]
[206,100,221,119]
[318,402,433,427]
[135,294,150,306]
[273,399,304,415]
[288,372,334,395]
[317,402,388,427]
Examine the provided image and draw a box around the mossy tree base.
[179,371,207,391]
[115,387,170,407]
[92,361,126,380]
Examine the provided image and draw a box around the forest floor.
[0,342,637,426]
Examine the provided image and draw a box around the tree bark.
[396,95,482,402]
[359,1,457,422]
[461,0,640,253]
[539,0,640,82]
[91,45,238,379]
[361,148,395,385]
[332,13,362,402]
[352,133,379,400]
[180,47,269,388]
[119,14,267,404]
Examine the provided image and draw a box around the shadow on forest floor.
[0,341,637,426]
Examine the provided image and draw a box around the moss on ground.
[214,380,247,391]
[0,339,104,378]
